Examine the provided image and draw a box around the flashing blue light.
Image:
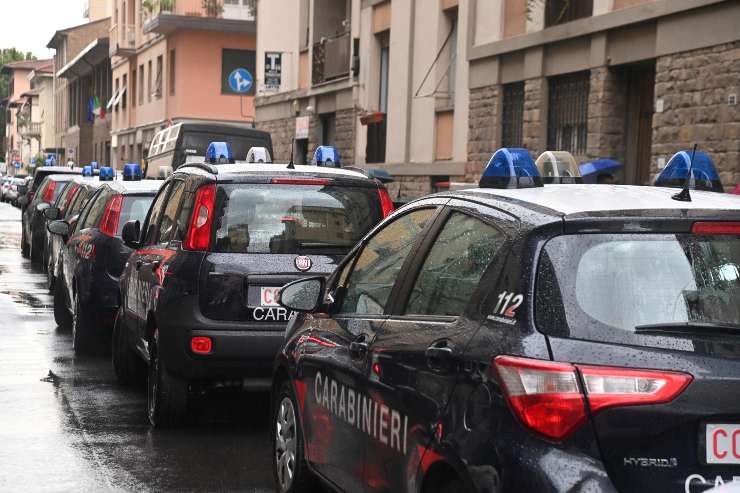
[90,161,99,170]
[313,146,340,168]
[123,163,143,181]
[206,142,234,164]
[99,167,115,181]
[479,148,543,189]
[82,165,93,177]
[654,151,723,193]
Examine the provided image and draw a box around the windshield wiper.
[635,322,740,337]
[297,241,350,249]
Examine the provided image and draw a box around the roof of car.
[105,178,163,194]
[176,162,372,182]
[454,184,740,216]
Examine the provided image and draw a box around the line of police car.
[17,142,740,493]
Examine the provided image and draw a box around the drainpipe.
[403,0,416,164]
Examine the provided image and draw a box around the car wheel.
[112,308,146,384]
[273,380,317,493]
[147,329,188,427]
[21,230,29,258]
[53,280,72,330]
[72,291,95,354]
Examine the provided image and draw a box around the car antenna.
[672,143,698,202]
[287,138,295,169]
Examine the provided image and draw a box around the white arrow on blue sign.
[228,68,253,94]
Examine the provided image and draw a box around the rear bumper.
[156,296,286,384]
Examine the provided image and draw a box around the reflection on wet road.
[0,203,273,492]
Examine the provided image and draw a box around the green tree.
[0,48,36,156]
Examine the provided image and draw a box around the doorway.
[623,63,655,185]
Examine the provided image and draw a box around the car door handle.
[425,345,454,370]
[349,340,369,359]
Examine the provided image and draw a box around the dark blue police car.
[273,148,740,493]
[49,165,162,353]
[113,143,395,427]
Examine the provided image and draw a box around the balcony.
[312,32,351,86]
[19,122,42,139]
[143,0,256,35]
[109,24,136,58]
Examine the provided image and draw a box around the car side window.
[143,183,172,245]
[404,212,505,317]
[338,208,435,315]
[157,181,185,243]
[78,190,110,231]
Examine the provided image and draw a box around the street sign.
[295,116,310,140]
[228,68,254,94]
[13,161,21,169]
[264,52,282,92]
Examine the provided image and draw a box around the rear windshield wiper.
[635,322,740,337]
[297,241,350,249]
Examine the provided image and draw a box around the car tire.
[21,230,29,258]
[30,237,42,265]
[273,380,318,493]
[72,290,95,354]
[112,308,146,384]
[53,280,72,330]
[147,329,188,428]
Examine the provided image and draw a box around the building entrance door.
[624,63,655,185]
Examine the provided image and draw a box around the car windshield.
[536,233,740,343]
[214,184,382,254]
[118,196,155,236]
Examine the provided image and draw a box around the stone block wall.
[522,78,544,155]
[587,67,627,162]
[652,41,740,188]
[466,85,499,181]
[334,109,356,165]
[256,116,295,162]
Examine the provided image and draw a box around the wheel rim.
[275,396,297,492]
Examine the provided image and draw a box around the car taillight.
[692,222,740,235]
[271,177,330,186]
[493,356,692,441]
[42,181,56,203]
[183,183,216,251]
[100,194,123,237]
[191,336,212,354]
[377,187,395,218]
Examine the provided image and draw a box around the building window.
[378,37,389,114]
[545,0,593,27]
[138,64,144,105]
[445,11,458,99]
[147,60,152,102]
[122,73,128,109]
[221,49,256,95]
[547,71,589,155]
[155,55,163,99]
[169,50,176,95]
[131,69,137,107]
[320,112,336,146]
[501,81,524,147]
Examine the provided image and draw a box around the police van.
[273,148,740,493]
[114,144,394,427]
[144,121,273,179]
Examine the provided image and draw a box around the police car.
[48,165,162,353]
[113,143,394,427]
[44,173,107,293]
[273,148,740,493]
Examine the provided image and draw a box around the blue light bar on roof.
[535,151,583,184]
[313,146,340,168]
[654,151,723,193]
[123,163,143,181]
[206,142,235,164]
[479,148,543,189]
[82,165,93,177]
[99,167,115,181]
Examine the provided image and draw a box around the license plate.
[706,424,740,464]
[259,287,281,307]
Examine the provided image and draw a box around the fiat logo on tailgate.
[295,256,312,271]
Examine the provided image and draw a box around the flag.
[93,96,105,120]
[87,96,95,123]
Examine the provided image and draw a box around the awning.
[107,86,125,109]
[56,38,110,79]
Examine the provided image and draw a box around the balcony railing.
[144,0,256,20]
[19,122,42,138]
[312,32,351,86]
[109,24,136,57]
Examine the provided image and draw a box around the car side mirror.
[121,220,141,248]
[36,202,51,213]
[279,277,325,313]
[47,220,70,237]
[43,207,61,220]
[18,196,29,207]
[17,185,28,195]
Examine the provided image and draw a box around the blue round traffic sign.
[228,68,253,94]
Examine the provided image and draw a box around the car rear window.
[214,184,382,254]
[118,195,155,236]
[536,233,740,343]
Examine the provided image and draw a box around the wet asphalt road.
[0,202,274,492]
